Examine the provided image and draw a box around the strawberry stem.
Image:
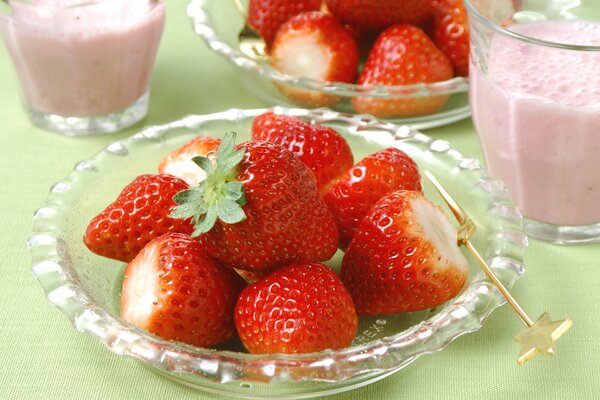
[170,131,247,235]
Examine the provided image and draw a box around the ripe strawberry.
[251,112,354,193]
[171,132,339,273]
[352,25,454,117]
[342,190,469,315]
[270,12,360,107]
[324,147,422,250]
[83,174,193,262]
[430,0,470,77]
[234,263,358,354]
[158,137,221,187]
[248,0,321,48]
[325,0,432,30]
[121,233,246,348]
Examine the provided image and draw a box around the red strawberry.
[430,0,470,77]
[83,174,193,262]
[324,147,422,250]
[342,190,469,314]
[234,262,358,354]
[121,233,246,347]
[171,132,339,273]
[158,136,221,187]
[270,12,360,107]
[325,0,432,30]
[248,0,321,48]
[352,25,454,118]
[251,112,354,194]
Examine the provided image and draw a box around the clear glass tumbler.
[465,0,600,244]
[0,0,165,136]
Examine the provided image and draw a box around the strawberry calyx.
[170,132,246,236]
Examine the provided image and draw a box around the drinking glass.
[465,0,600,244]
[0,0,165,136]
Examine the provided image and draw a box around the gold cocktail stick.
[231,0,268,60]
[231,0,246,16]
[424,170,572,365]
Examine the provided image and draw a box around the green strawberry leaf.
[193,207,218,236]
[216,132,245,172]
[218,149,245,173]
[223,181,244,201]
[170,188,205,219]
[192,156,213,175]
[217,131,236,161]
[216,198,246,224]
[171,132,247,237]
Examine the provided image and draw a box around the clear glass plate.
[186,0,471,130]
[29,107,526,399]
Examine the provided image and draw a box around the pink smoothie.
[470,20,600,226]
[1,0,165,117]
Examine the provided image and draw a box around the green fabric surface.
[1,1,599,399]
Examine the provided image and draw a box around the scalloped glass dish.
[29,108,526,399]
[186,0,470,130]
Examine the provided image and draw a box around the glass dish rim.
[463,0,600,52]
[29,107,526,386]
[186,0,469,99]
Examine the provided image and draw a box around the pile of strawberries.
[83,112,469,354]
[248,0,469,117]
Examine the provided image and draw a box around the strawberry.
[325,0,432,30]
[234,262,358,354]
[342,190,469,315]
[270,12,360,107]
[83,174,193,262]
[251,112,354,194]
[121,233,246,348]
[171,132,339,273]
[324,147,422,250]
[430,0,470,77]
[352,25,454,117]
[158,136,221,187]
[248,0,321,48]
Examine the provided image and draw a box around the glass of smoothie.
[465,0,600,244]
[0,0,165,136]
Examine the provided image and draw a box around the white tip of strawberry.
[161,158,209,188]
[158,137,221,188]
[274,32,332,79]
[409,195,468,273]
[121,243,160,327]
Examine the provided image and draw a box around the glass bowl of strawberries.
[187,0,471,129]
[29,108,525,398]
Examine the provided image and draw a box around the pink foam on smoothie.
[1,0,165,117]
[471,21,600,226]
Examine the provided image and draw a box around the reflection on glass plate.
[29,108,526,399]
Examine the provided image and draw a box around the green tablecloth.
[1,2,598,399]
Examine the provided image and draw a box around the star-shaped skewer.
[514,312,573,365]
[424,171,572,365]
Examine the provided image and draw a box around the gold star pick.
[514,312,573,365]
[424,171,572,365]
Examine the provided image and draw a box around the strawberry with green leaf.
[171,132,339,273]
